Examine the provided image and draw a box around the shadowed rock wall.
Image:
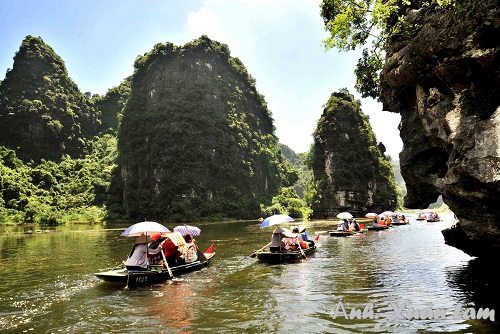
[380,0,500,258]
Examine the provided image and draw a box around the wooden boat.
[253,226,317,264]
[366,225,391,230]
[416,214,427,220]
[328,229,366,236]
[255,245,317,264]
[329,230,355,237]
[94,247,215,287]
[426,218,441,222]
[391,221,410,225]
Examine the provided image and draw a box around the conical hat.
[135,234,153,244]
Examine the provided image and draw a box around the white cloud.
[186,7,225,41]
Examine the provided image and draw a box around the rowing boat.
[255,245,317,264]
[94,248,215,287]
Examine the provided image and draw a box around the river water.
[0,213,498,333]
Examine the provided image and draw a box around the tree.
[320,0,455,98]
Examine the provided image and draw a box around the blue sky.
[0,0,402,157]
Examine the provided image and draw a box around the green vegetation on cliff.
[0,34,404,225]
[112,36,295,221]
[309,89,402,217]
[320,0,483,99]
[0,135,117,223]
[0,36,100,162]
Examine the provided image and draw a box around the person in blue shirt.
[299,226,315,247]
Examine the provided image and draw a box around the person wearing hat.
[124,233,162,271]
[299,226,314,247]
[148,233,166,266]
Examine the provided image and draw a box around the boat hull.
[366,225,391,230]
[329,230,356,237]
[94,253,215,287]
[256,246,316,264]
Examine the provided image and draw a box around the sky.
[0,0,402,158]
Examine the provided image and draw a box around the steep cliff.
[93,77,132,134]
[116,36,285,221]
[0,36,100,162]
[379,0,500,257]
[310,90,401,218]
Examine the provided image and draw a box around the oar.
[250,242,272,257]
[297,238,307,259]
[297,241,307,259]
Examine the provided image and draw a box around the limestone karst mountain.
[379,0,500,257]
[0,35,100,162]
[309,89,401,218]
[113,36,292,220]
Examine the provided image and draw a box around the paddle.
[250,242,272,257]
[297,238,307,259]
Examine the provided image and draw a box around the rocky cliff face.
[311,90,400,218]
[116,36,284,220]
[0,36,100,162]
[379,0,500,258]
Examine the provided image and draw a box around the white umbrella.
[173,225,201,236]
[336,212,353,219]
[365,212,379,218]
[380,211,396,217]
[120,221,171,237]
[260,214,294,228]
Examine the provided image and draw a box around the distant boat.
[251,226,317,264]
[366,225,391,231]
[391,221,410,225]
[254,245,317,264]
[328,228,366,237]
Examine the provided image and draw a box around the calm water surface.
[0,213,499,333]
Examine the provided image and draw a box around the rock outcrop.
[379,0,500,258]
[0,36,100,162]
[116,36,285,221]
[310,90,401,218]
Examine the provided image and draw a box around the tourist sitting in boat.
[291,226,307,248]
[299,226,315,247]
[148,234,166,266]
[372,217,379,227]
[125,234,163,271]
[352,220,360,231]
[179,234,198,264]
[337,219,350,231]
[161,236,179,266]
[385,216,392,226]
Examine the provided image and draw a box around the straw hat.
[135,234,153,244]
[299,225,307,233]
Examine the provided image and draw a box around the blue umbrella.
[260,214,294,229]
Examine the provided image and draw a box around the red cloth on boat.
[161,239,178,258]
